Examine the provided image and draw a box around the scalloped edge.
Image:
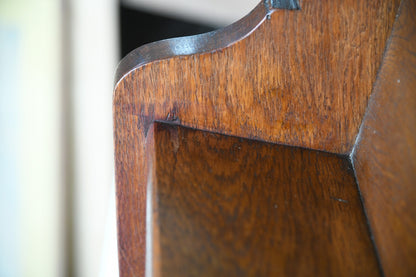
[114,0,300,88]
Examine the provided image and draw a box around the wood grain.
[115,1,299,84]
[115,0,400,153]
[150,123,380,277]
[113,1,404,276]
[353,0,416,276]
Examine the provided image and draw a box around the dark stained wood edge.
[347,1,408,275]
[114,0,300,87]
[351,0,416,275]
[350,166,386,276]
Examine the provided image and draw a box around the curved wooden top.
[115,0,300,87]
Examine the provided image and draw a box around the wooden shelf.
[113,0,416,276]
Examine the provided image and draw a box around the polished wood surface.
[113,0,415,276]
[353,0,416,276]
[115,0,400,154]
[152,124,380,277]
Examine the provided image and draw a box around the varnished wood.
[115,1,299,84]
[151,124,380,277]
[113,0,415,276]
[114,0,399,153]
[353,0,416,276]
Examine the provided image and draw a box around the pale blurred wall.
[69,0,118,276]
[122,0,260,26]
[0,0,64,276]
[0,0,119,276]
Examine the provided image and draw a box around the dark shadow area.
[119,4,216,58]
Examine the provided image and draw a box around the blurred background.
[0,0,258,276]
